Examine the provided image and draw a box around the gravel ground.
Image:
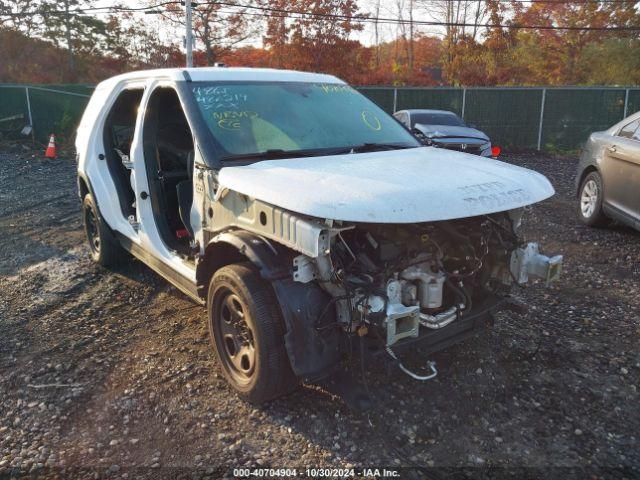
[0,144,639,480]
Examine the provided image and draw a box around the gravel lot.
[1,144,639,479]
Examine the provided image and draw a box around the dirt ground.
[0,143,639,480]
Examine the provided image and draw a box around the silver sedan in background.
[576,111,640,230]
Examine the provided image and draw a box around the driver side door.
[128,81,200,294]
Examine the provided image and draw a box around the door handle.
[608,145,617,153]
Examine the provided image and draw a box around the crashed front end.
[294,212,561,361]
[201,149,564,382]
[204,184,562,383]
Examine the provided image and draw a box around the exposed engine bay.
[293,209,562,355]
[205,185,563,383]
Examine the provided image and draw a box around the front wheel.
[207,263,298,403]
[578,171,608,227]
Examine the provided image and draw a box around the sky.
[94,0,451,49]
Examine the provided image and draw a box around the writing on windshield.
[191,82,418,159]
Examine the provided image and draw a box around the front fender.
[197,230,342,381]
[196,230,288,298]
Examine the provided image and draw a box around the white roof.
[401,109,457,115]
[96,67,344,89]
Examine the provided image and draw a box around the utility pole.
[185,0,193,67]
[63,0,75,75]
[408,0,414,74]
[374,0,380,68]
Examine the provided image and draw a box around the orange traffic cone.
[45,134,57,159]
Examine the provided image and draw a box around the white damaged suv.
[76,67,562,403]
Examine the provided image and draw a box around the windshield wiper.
[218,148,330,162]
[429,135,488,141]
[347,142,417,153]
[218,143,417,162]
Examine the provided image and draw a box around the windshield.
[412,112,466,128]
[190,82,420,161]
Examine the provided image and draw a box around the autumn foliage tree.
[158,1,257,66]
[1,0,640,86]
[103,14,183,71]
[1,0,110,81]
[507,0,640,85]
[365,34,442,85]
[0,0,184,82]
[262,0,367,81]
[446,0,640,86]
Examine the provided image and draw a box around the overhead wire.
[2,0,640,32]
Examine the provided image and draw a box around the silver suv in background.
[576,111,640,230]
[394,109,500,158]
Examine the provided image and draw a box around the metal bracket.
[292,255,318,283]
[128,215,139,231]
[115,148,133,169]
[511,242,563,286]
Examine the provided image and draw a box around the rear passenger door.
[602,119,640,220]
[99,86,145,239]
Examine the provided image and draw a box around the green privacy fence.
[0,86,29,128]
[1,83,639,150]
[0,84,92,144]
[358,86,640,150]
[625,89,640,118]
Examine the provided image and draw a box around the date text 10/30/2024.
[233,468,402,478]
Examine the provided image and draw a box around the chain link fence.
[1,83,639,151]
[359,86,640,151]
[0,84,92,144]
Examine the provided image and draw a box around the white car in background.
[394,109,500,158]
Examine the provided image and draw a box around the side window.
[618,119,640,140]
[106,89,143,157]
[104,88,144,218]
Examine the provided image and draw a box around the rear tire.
[207,263,298,403]
[82,194,126,267]
[578,171,609,227]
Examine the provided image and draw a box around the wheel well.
[78,176,89,200]
[196,234,289,300]
[578,166,598,192]
[196,242,248,300]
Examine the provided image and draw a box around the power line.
[0,1,178,16]
[2,0,638,16]
[399,0,638,2]
[406,0,638,2]
[202,0,640,31]
[201,3,640,33]
[2,0,640,32]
